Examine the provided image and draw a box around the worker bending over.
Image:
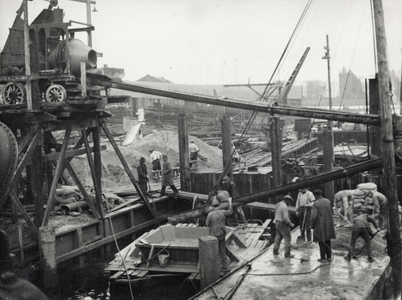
[206,196,233,272]
[344,213,379,263]
[333,189,355,225]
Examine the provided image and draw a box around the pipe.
[167,158,383,224]
[88,76,380,126]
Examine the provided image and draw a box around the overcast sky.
[0,0,401,85]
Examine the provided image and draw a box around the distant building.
[338,67,364,100]
[137,74,172,83]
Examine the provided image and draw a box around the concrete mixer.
[0,122,18,198]
[0,5,98,104]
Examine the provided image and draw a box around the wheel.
[45,84,67,102]
[2,82,26,104]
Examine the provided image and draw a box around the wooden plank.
[146,245,155,269]
[137,270,149,277]
[42,127,71,226]
[110,271,124,281]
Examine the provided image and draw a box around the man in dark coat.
[160,154,179,196]
[136,157,148,195]
[311,189,336,262]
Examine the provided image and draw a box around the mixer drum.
[48,38,97,78]
[0,122,18,198]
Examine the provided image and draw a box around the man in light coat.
[295,188,315,242]
[311,190,336,262]
[160,154,179,196]
[273,195,295,258]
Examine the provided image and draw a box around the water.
[39,255,197,300]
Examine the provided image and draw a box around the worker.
[189,140,200,161]
[221,176,247,225]
[136,157,148,196]
[149,149,162,180]
[367,191,388,230]
[333,189,355,225]
[206,196,233,272]
[344,213,379,262]
[273,195,295,258]
[160,154,179,196]
[311,190,336,263]
[295,187,315,243]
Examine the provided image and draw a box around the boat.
[105,220,272,285]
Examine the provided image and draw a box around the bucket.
[158,250,170,268]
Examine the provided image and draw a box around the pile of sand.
[69,130,223,188]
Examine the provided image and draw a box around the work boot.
[368,257,374,263]
[317,258,327,263]
[327,257,332,262]
[344,255,351,261]
[273,251,279,256]
[284,254,295,258]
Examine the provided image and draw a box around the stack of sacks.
[102,192,125,210]
[353,182,377,211]
[55,185,81,204]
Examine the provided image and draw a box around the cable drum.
[0,122,18,197]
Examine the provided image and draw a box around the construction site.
[0,0,401,300]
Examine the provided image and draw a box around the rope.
[106,205,135,300]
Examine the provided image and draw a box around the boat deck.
[105,220,273,283]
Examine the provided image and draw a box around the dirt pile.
[69,130,223,189]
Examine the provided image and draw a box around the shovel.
[339,210,353,226]
[296,211,307,245]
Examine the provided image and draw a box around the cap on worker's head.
[283,195,293,202]
[222,175,230,183]
[149,149,153,153]
[191,140,194,143]
[212,199,220,207]
[140,157,145,161]
[162,153,168,158]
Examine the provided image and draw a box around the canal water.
[37,249,196,300]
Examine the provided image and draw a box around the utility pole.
[322,35,334,200]
[23,0,32,109]
[373,0,401,298]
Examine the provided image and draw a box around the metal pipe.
[88,77,380,126]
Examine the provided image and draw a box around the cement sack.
[357,182,377,191]
[354,203,363,209]
[354,198,365,204]
[361,205,374,210]
[353,189,367,198]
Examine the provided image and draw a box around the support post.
[178,114,191,191]
[92,121,104,218]
[199,236,220,290]
[270,116,282,201]
[39,226,58,288]
[81,62,87,97]
[82,128,104,218]
[32,130,44,227]
[373,0,401,297]
[322,128,334,205]
[221,115,233,177]
[23,0,32,109]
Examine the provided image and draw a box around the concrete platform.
[192,225,390,300]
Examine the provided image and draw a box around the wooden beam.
[167,158,384,224]
[221,115,233,177]
[31,130,44,227]
[92,121,104,218]
[178,114,191,191]
[270,117,282,189]
[10,190,39,241]
[89,77,380,126]
[100,121,158,221]
[0,128,42,210]
[42,128,71,226]
[64,160,101,219]
[81,128,104,218]
[373,0,401,297]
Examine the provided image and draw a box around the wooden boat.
[105,220,272,284]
